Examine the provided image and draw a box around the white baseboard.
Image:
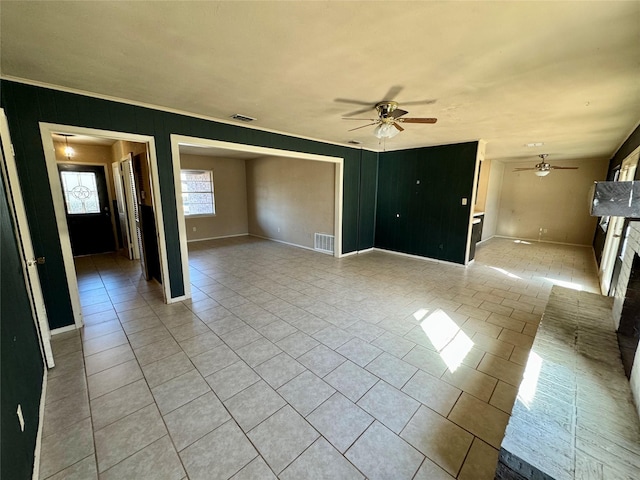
[249,234,317,253]
[50,324,77,335]
[340,247,375,258]
[166,294,189,304]
[31,367,47,480]
[372,247,466,268]
[187,233,249,243]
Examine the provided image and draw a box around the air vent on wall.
[230,114,256,122]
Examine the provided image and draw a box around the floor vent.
[314,233,334,254]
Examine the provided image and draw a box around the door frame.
[170,135,344,301]
[0,109,55,366]
[39,123,170,328]
[599,145,640,295]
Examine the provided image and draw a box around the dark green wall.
[357,149,379,250]
[1,151,45,480]
[375,142,479,264]
[1,80,374,329]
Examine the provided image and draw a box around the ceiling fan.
[514,154,578,177]
[342,101,437,139]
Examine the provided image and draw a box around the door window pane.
[181,170,215,216]
[60,171,100,214]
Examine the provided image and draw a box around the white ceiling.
[2,1,639,164]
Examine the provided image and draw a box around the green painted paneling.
[376,142,478,264]
[1,156,44,480]
[1,80,366,328]
[358,150,378,250]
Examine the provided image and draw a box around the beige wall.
[111,140,152,207]
[246,156,334,249]
[496,158,608,245]
[180,154,248,241]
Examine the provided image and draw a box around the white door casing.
[39,123,170,326]
[599,149,640,295]
[0,109,55,367]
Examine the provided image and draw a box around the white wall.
[496,158,608,245]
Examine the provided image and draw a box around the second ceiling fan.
[514,154,579,177]
[343,100,437,139]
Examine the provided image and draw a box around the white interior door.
[0,109,55,368]
[599,153,639,294]
[119,155,140,260]
[113,161,134,259]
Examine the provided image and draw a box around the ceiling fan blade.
[342,106,376,117]
[513,168,536,171]
[334,98,374,106]
[393,122,404,132]
[397,117,438,124]
[342,117,377,121]
[382,85,403,101]
[390,109,408,119]
[348,122,378,132]
[550,166,579,170]
[400,99,437,106]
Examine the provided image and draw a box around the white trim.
[0,109,55,367]
[170,135,345,301]
[50,324,78,336]
[465,140,486,264]
[372,247,467,268]
[31,368,47,480]
[2,75,379,153]
[39,123,172,329]
[166,294,189,304]
[187,233,249,243]
[249,234,318,253]
[340,247,375,258]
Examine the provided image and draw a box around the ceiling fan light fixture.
[534,170,550,177]
[374,123,399,139]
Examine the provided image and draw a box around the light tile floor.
[39,236,601,479]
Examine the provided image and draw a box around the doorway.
[40,123,170,329]
[170,135,344,301]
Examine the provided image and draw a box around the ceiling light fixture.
[525,142,544,148]
[374,123,400,139]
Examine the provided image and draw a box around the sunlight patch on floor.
[489,266,522,279]
[541,277,584,291]
[417,308,474,372]
[516,350,542,409]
